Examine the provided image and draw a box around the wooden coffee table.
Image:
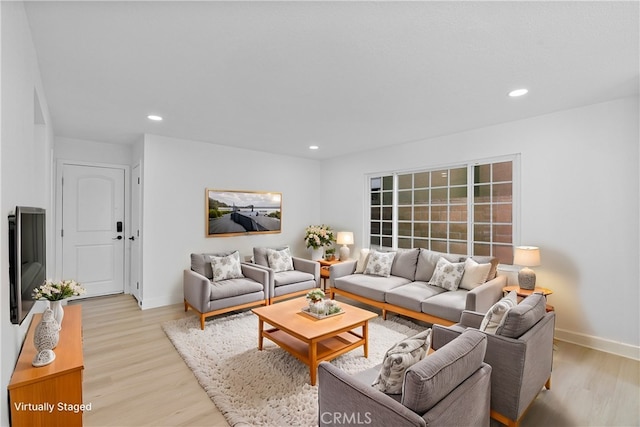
[252,297,377,385]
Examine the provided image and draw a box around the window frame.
[365,155,520,263]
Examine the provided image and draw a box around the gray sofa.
[318,329,492,427]
[431,293,555,427]
[184,252,269,329]
[329,248,507,326]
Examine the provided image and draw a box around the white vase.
[310,247,324,261]
[49,300,64,329]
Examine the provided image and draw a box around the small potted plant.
[324,248,336,261]
[306,289,326,314]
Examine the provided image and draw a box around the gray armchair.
[318,329,492,427]
[183,252,269,329]
[431,293,555,427]
[252,247,320,304]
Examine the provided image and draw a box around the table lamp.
[513,246,541,290]
[336,231,354,261]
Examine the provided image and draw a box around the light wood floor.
[73,294,639,427]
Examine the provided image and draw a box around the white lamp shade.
[336,232,354,245]
[513,246,541,267]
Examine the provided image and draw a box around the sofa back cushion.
[496,293,547,338]
[401,329,487,414]
[390,248,420,281]
[191,252,236,279]
[414,249,458,282]
[253,246,288,267]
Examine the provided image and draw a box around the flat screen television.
[9,206,46,325]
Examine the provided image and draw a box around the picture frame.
[205,189,282,237]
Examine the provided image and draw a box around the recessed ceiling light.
[508,89,529,97]
[147,114,163,121]
[309,145,319,150]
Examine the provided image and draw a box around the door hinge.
[61,229,64,237]
[137,177,140,184]
[136,282,139,290]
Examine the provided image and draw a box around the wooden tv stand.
[8,305,84,426]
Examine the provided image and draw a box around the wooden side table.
[318,258,342,291]
[502,285,554,312]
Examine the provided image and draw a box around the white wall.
[0,2,55,425]
[139,134,322,309]
[55,136,133,165]
[321,96,640,359]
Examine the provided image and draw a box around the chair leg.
[545,376,551,389]
[184,299,189,312]
[200,314,205,330]
[382,308,387,320]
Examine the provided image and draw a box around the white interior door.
[62,164,125,296]
[130,164,142,303]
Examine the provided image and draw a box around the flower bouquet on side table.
[32,279,85,328]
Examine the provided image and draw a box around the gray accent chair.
[183,252,269,329]
[318,329,492,427]
[252,247,320,304]
[431,293,555,427]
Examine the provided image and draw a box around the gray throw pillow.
[364,250,395,277]
[372,329,432,394]
[210,251,244,282]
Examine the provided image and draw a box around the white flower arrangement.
[304,224,335,249]
[32,279,86,301]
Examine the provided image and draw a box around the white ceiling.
[24,1,639,160]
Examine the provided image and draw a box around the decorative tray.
[300,306,345,320]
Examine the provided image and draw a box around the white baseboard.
[554,328,640,361]
[139,294,182,310]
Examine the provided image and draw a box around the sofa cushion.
[253,246,287,267]
[208,277,264,300]
[210,251,244,282]
[364,250,395,277]
[428,257,465,291]
[390,248,420,281]
[459,255,499,281]
[267,247,294,273]
[497,293,547,338]
[354,249,371,273]
[372,329,432,394]
[385,282,446,312]
[334,274,411,302]
[420,289,468,322]
[459,257,492,290]
[401,329,487,414]
[273,270,315,287]
[479,290,518,334]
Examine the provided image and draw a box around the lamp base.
[339,245,350,261]
[518,267,536,290]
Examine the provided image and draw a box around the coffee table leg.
[310,341,318,386]
[258,318,264,351]
[363,321,369,358]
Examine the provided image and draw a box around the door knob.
[113,235,123,240]
[129,236,135,241]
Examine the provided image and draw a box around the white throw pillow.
[267,247,294,273]
[459,258,493,290]
[363,250,395,277]
[372,329,432,394]
[428,257,465,291]
[479,290,518,334]
[210,251,244,282]
[354,249,371,274]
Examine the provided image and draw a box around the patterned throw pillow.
[459,257,493,290]
[479,290,518,334]
[372,329,432,394]
[363,250,395,277]
[210,251,244,282]
[267,247,294,273]
[428,257,465,291]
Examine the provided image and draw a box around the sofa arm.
[292,257,321,285]
[465,275,507,313]
[318,362,426,427]
[329,260,357,286]
[183,269,211,313]
[240,263,270,300]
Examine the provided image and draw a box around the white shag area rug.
[162,311,425,427]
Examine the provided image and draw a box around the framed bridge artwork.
[205,189,282,237]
